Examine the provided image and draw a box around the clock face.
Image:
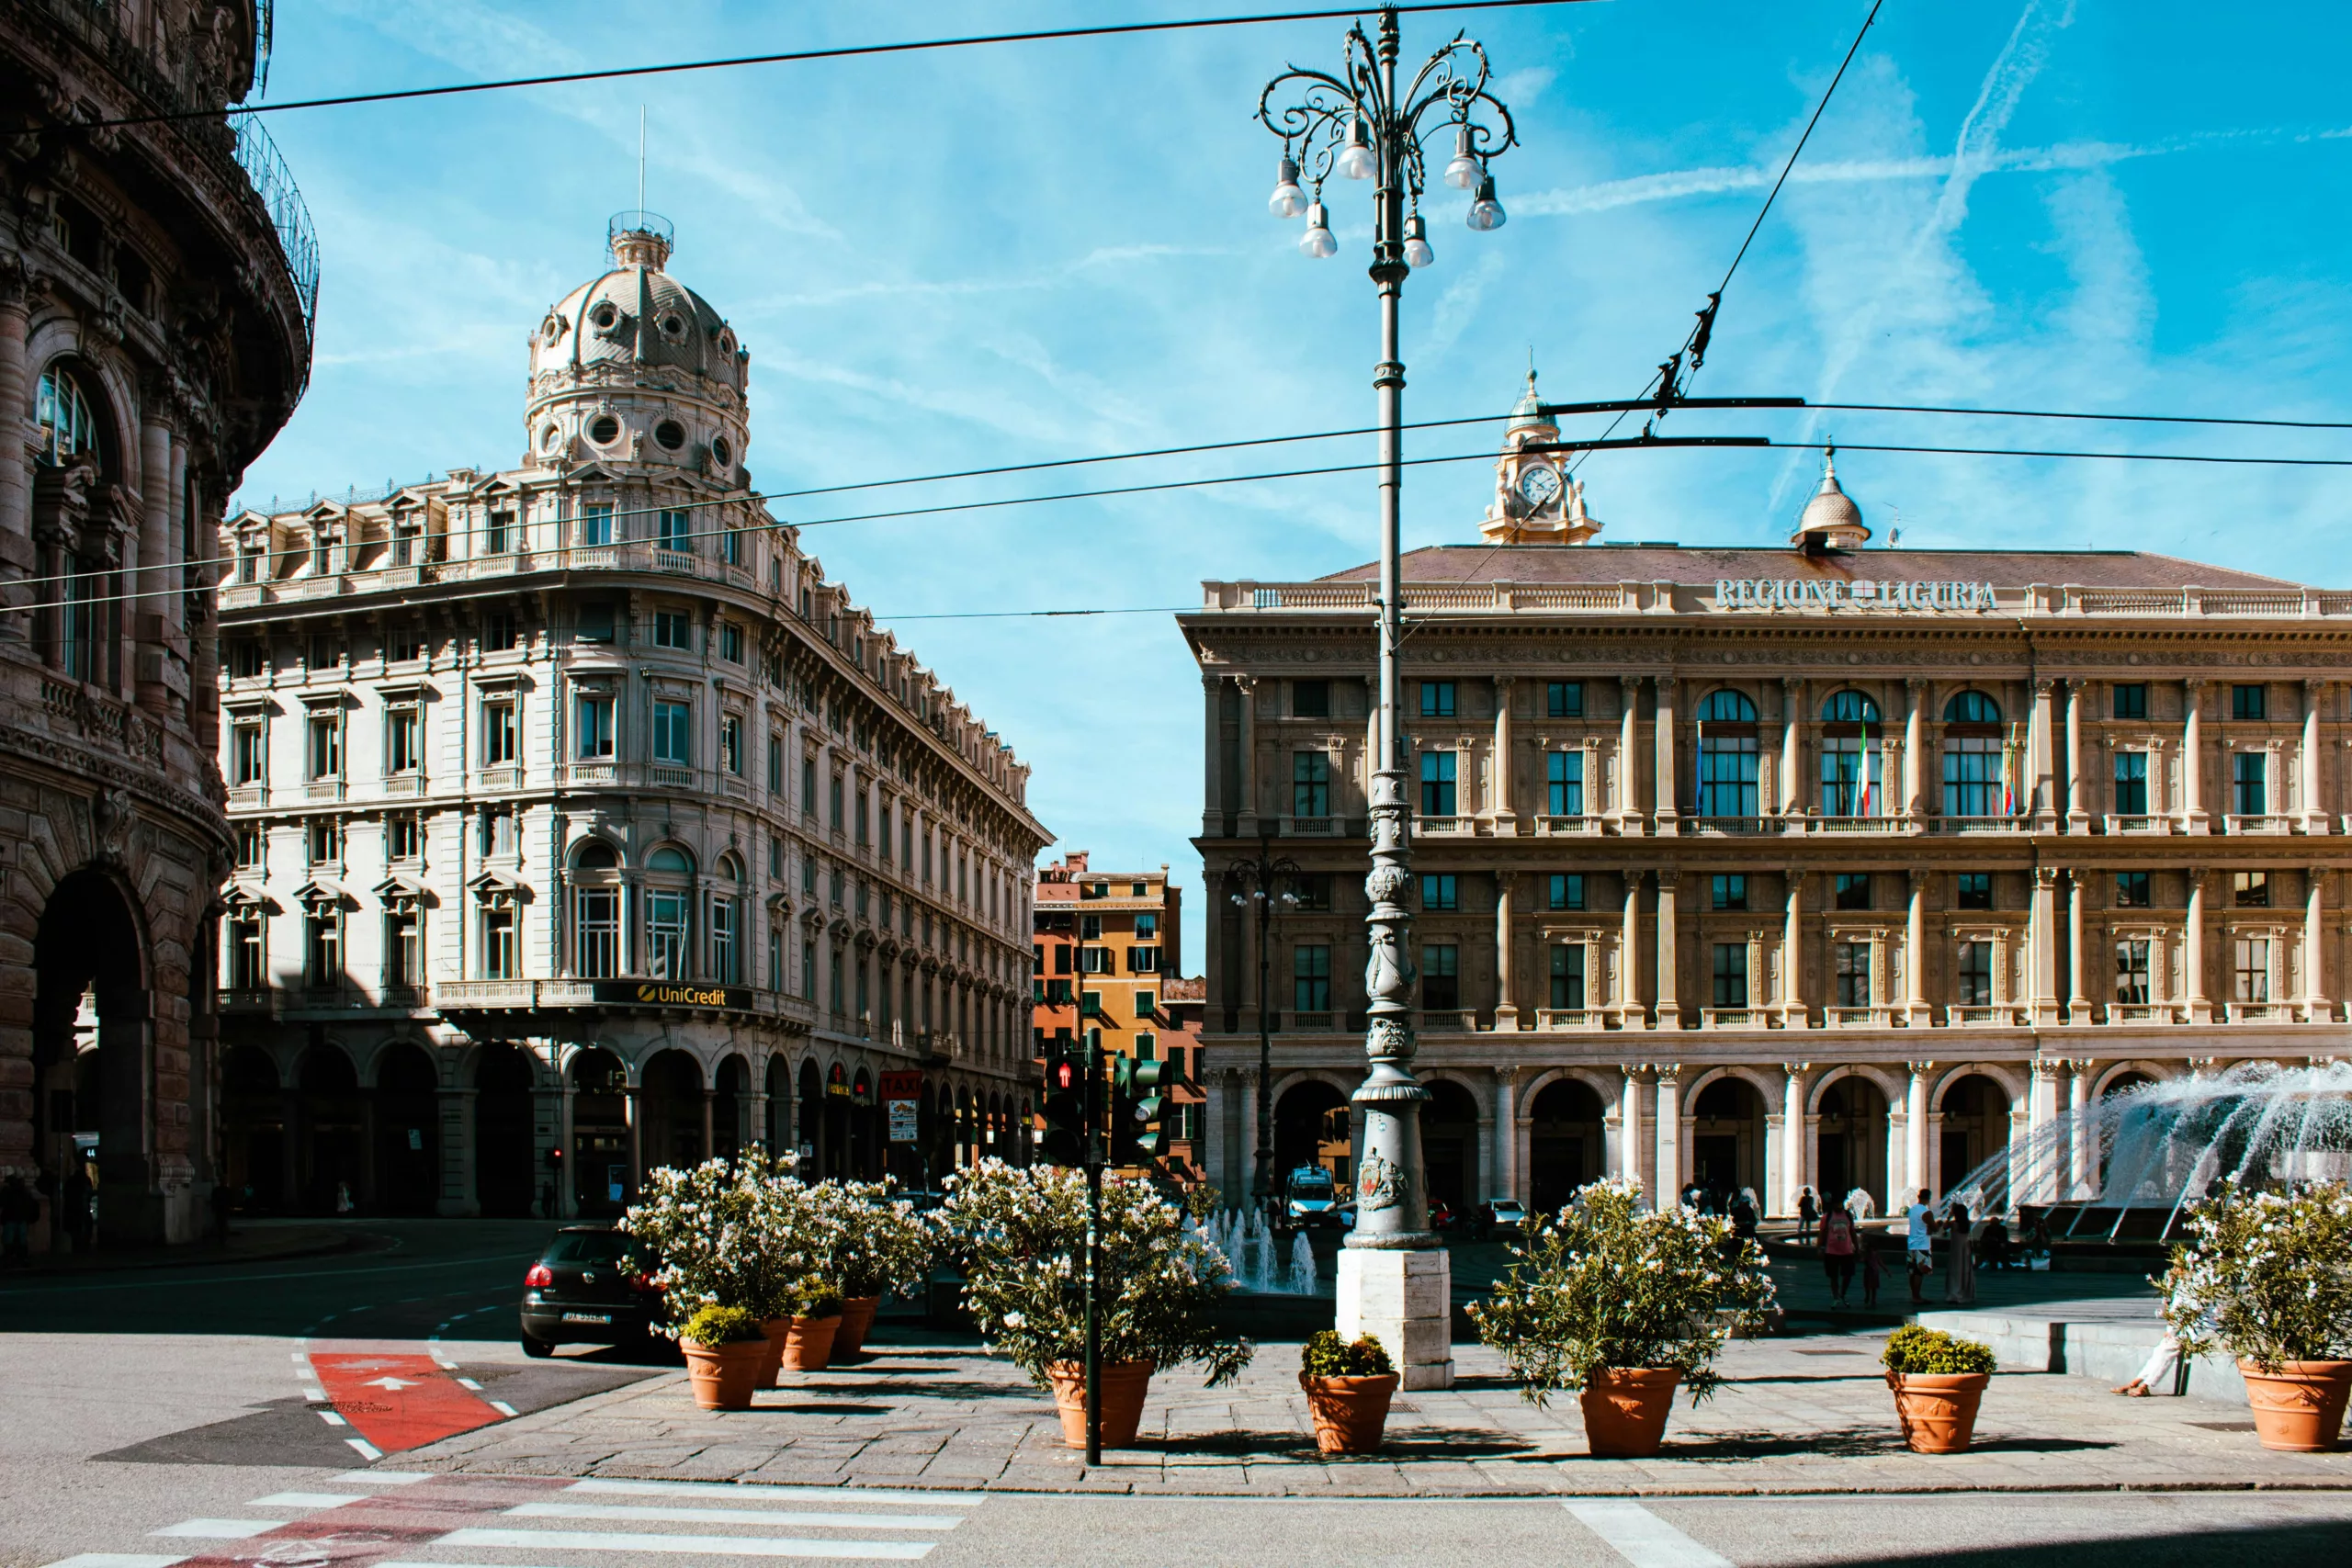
[1517,464,1562,506]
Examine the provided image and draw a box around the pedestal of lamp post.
[1336,1247,1453,1390]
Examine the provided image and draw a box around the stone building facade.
[1,1,314,1245]
[213,217,1046,1218]
[1184,390,2352,1221]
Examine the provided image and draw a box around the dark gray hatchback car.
[520,1226,662,1355]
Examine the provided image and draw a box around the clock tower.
[1478,370,1601,546]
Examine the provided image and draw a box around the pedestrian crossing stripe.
[40,1556,187,1568]
[563,1480,981,1506]
[432,1530,936,1561]
[507,1504,960,1532]
[147,1521,278,1540]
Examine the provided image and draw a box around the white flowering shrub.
[1468,1176,1775,1404]
[2162,1179,2352,1369]
[619,1150,820,1335]
[802,1178,936,1300]
[936,1158,1253,1390]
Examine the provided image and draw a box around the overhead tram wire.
[75,1,1598,131]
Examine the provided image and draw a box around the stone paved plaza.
[408,1325,2352,1496]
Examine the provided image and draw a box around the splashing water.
[1944,1061,2352,1236]
[1288,1229,1318,1294]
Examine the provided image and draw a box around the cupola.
[1792,446,1870,552]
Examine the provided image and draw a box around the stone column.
[1904,677,1926,821]
[1237,1071,1259,1196]
[1492,676,1515,832]
[1655,869,1681,1029]
[1781,868,1805,1026]
[1235,675,1260,837]
[135,412,174,714]
[2067,1062,2092,1200]
[2303,682,2328,833]
[2067,873,2091,1021]
[2030,865,2062,1027]
[1653,1066,1682,1203]
[1618,869,1644,1027]
[1492,1067,1518,1204]
[1904,1062,1932,1207]
[0,267,29,627]
[2306,866,2329,1022]
[2065,680,2089,832]
[438,1086,479,1217]
[2185,866,2211,1021]
[700,1086,716,1162]
[1493,873,1518,1031]
[1654,677,1680,832]
[1781,678,1804,816]
[1617,676,1641,829]
[2183,680,2208,833]
[1618,1065,1648,1196]
[2032,678,2059,829]
[1905,870,1927,1024]
[1781,1064,1806,1215]
[2029,1058,2063,1204]
[557,1075,578,1218]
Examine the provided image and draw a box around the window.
[387,813,420,862]
[481,906,516,979]
[829,773,843,829]
[1835,942,1871,1008]
[386,708,422,775]
[720,527,742,567]
[2115,941,2150,1006]
[715,714,741,776]
[1420,873,1458,911]
[801,941,816,999]
[1549,944,1585,1010]
[653,611,691,649]
[307,713,343,779]
[2231,683,2266,721]
[1547,750,1583,816]
[481,700,516,766]
[576,602,616,644]
[1419,750,1456,816]
[1547,873,1584,911]
[1295,944,1331,1011]
[1128,944,1161,974]
[306,912,340,987]
[2113,683,2147,720]
[647,891,690,978]
[1080,914,1103,941]
[1696,690,1759,817]
[579,502,614,547]
[652,700,692,764]
[228,638,266,679]
[575,692,616,759]
[1819,722,1883,817]
[709,897,738,984]
[1294,680,1329,717]
[2233,871,2269,908]
[1134,1032,1157,1062]
[1293,752,1330,816]
[1546,681,1583,718]
[1712,874,1747,911]
[802,757,817,818]
[659,508,693,553]
[719,623,744,663]
[767,733,784,791]
[232,721,266,785]
[1712,942,1747,1008]
[1291,874,1332,910]
[2233,751,2267,817]
[233,821,263,868]
[311,532,334,575]
[1942,728,2002,817]
[230,913,265,990]
[1956,873,1991,910]
[1955,942,1994,1006]
[484,611,520,651]
[1420,681,1456,718]
[2233,937,2270,1003]
[574,888,618,977]
[2116,871,2152,908]
[479,806,516,858]
[34,365,98,466]
[386,911,418,989]
[2114,751,2148,815]
[483,511,514,555]
[308,817,340,863]
[1834,873,1871,911]
[1420,944,1459,1010]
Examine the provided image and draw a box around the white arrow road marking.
[360,1377,419,1391]
[434,1530,934,1561]
[1564,1502,1737,1568]
[148,1523,278,1540]
[507,1504,960,1532]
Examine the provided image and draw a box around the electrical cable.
[74,1,1596,131]
[1810,401,2352,433]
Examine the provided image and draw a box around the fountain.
[1943,1061,2352,1238]
[1288,1228,1318,1294]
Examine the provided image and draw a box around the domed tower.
[1792,446,1870,552]
[1479,369,1601,545]
[525,213,751,483]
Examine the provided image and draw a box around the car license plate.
[561,1312,612,1325]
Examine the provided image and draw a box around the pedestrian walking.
[0,1173,36,1264]
[1796,1185,1818,1246]
[1860,1233,1883,1308]
[1821,1207,1857,1307]
[1943,1201,1978,1305]
[1904,1188,1934,1305]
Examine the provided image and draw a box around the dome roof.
[529,215,744,393]
[1793,447,1870,548]
[1506,368,1553,434]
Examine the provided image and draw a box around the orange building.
[1032,853,1204,1183]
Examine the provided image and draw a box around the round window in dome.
[653,420,685,451]
[590,301,619,332]
[711,434,733,468]
[718,329,736,355]
[656,310,687,344]
[539,423,562,453]
[588,414,621,446]
[540,312,568,347]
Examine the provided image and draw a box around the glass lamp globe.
[1299,203,1338,258]
[1466,173,1507,232]
[1442,125,1482,189]
[1338,118,1376,181]
[1402,212,1433,269]
[1268,155,1306,220]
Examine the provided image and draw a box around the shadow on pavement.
[1829,1522,2352,1568]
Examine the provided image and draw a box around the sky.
[231,0,2352,966]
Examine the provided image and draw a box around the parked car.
[520,1226,662,1356]
[1476,1198,1530,1238]
[1428,1198,1458,1233]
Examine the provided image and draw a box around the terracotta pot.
[2238,1359,2352,1452]
[1299,1371,1399,1454]
[780,1314,841,1372]
[755,1318,791,1389]
[679,1337,765,1411]
[1577,1367,1681,1458]
[1887,1371,1991,1454]
[835,1296,882,1358]
[1044,1359,1155,1450]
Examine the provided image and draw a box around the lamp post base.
[1335,1246,1453,1390]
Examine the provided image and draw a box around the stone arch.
[1928,1060,2026,1110]
[641,1047,707,1176]
[218,1043,283,1213]
[473,1041,539,1217]
[569,1043,631,1215]
[714,1052,752,1159]
[1419,1075,1484,1213]
[797,1057,823,1172]
[1810,1065,1894,1212]
[1682,1064,1781,1103]
[1273,1076,1351,1188]
[1806,1062,1904,1114]
[2093,1059,2177,1099]
[1683,1067,1770,1206]
[1526,1073,1608,1213]
[1514,1065,1619,1121]
[763,1049,792,1154]
[372,1041,441,1216]
[31,865,151,1244]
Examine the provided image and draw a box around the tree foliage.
[2164,1179,2352,1369]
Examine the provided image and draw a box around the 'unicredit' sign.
[1713,578,1999,612]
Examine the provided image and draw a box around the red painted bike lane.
[164,1476,571,1568]
[308,1349,506,1456]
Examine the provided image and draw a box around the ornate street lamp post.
[1228,839,1301,1218]
[1257,5,1516,1389]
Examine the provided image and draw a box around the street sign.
[888,1099,919,1143]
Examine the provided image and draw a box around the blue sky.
[233,1,2352,965]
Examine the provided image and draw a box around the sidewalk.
[405,1325,2352,1496]
[0,1217,364,1277]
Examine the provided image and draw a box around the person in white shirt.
[1904,1189,1934,1305]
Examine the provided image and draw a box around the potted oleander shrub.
[1469,1177,1774,1458]
[677,1304,766,1410]
[805,1179,934,1358]
[2163,1179,2352,1452]
[939,1158,1251,1450]
[622,1152,823,1390]
[1298,1330,1398,1454]
[1882,1325,1997,1453]
[777,1276,845,1372]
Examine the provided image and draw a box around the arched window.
[1942,693,2006,817]
[710,854,744,984]
[571,840,621,977]
[34,365,99,468]
[645,846,695,978]
[1696,689,1758,817]
[1944,690,2001,725]
[1819,692,1884,817]
[1821,690,1880,726]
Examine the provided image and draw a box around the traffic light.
[1039,1040,1091,1167]
[1108,1055,1182,1168]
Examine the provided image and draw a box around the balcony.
[2223,815,2295,836]
[1415,817,1476,838]
[1802,816,1909,834]
[2103,1002,2178,1025]
[1826,1006,1894,1028]
[1278,816,1355,838]
[1944,1004,2027,1027]
[1535,815,1605,837]
[382,773,426,797]
[1930,817,2026,835]
[1687,817,1774,837]
[1418,1009,1478,1032]
[1534,1008,1602,1031]
[1700,1007,1770,1030]
[2222,1001,2291,1022]
[1287,1011,1339,1032]
[2103,815,2170,835]
[305,778,345,802]
[220,988,277,1016]
[218,538,783,611]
